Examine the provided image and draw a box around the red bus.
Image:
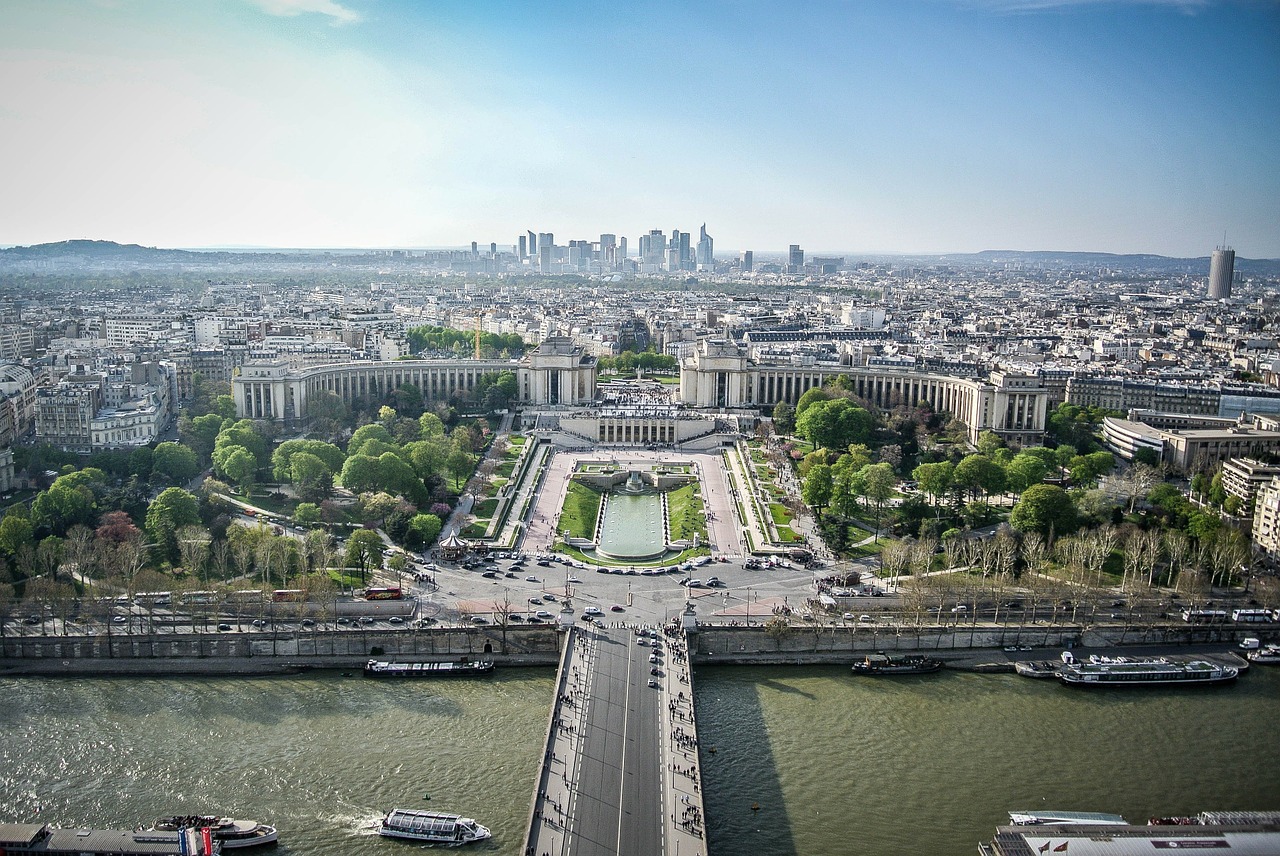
[271,589,306,602]
[364,587,403,601]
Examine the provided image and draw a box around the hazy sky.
[2,0,1277,256]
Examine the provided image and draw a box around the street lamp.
[746,586,753,626]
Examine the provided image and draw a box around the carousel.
[438,530,471,561]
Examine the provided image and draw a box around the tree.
[913,461,954,506]
[290,452,334,502]
[1068,451,1114,485]
[348,423,394,457]
[976,430,1005,456]
[217,446,258,495]
[418,411,446,439]
[344,530,384,584]
[151,441,201,485]
[340,454,381,494]
[446,447,475,491]
[954,454,1006,504]
[862,462,896,541]
[32,483,96,535]
[795,398,873,450]
[795,387,830,419]
[1005,452,1050,496]
[772,401,795,435]
[145,488,201,565]
[294,502,321,526]
[1010,484,1077,538]
[0,513,34,559]
[801,464,834,518]
[408,513,443,547]
[95,510,141,544]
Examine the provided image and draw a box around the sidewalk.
[658,625,708,855]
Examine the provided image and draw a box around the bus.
[271,589,306,603]
[364,587,403,601]
[135,591,172,607]
[180,591,218,605]
[1181,609,1228,624]
[227,590,265,604]
[1231,608,1274,623]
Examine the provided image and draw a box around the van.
[1240,637,1262,650]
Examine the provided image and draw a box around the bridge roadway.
[523,624,706,856]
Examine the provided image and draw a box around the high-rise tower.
[696,223,714,268]
[1208,245,1235,299]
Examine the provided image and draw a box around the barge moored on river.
[1058,657,1238,687]
[0,822,222,855]
[851,654,942,675]
[363,658,494,678]
[150,816,277,848]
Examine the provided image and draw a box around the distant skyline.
[1,0,1277,257]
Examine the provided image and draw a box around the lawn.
[666,483,707,542]
[560,480,604,539]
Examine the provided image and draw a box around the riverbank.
[0,622,1272,676]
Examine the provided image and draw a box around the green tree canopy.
[1010,484,1077,537]
[801,463,834,518]
[795,398,873,450]
[152,442,201,485]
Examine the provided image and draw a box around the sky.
[1,0,1277,257]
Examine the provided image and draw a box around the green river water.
[1,665,1277,855]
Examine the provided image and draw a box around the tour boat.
[363,658,495,678]
[850,654,942,675]
[151,816,278,848]
[377,809,492,846]
[1057,657,1237,687]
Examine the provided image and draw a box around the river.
[1,665,1277,855]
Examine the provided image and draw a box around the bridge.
[523,624,707,856]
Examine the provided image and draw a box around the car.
[1004,645,1018,652]
[251,619,267,627]
[567,576,583,583]
[536,560,551,567]
[1018,645,1034,651]
[705,576,721,587]
[526,616,543,624]
[650,666,662,676]
[300,618,315,627]
[388,616,404,624]
[648,653,659,663]
[484,565,500,572]
[842,612,855,620]
[610,605,625,612]
[470,615,489,624]
[217,623,233,631]
[525,575,539,582]
[648,678,659,688]
[583,606,602,616]
[112,615,127,623]
[580,615,595,624]
[509,614,524,622]
[638,637,650,645]
[505,572,517,578]
[382,548,395,556]
[529,597,543,604]
[535,610,554,619]
[23,615,41,625]
[358,616,374,624]
[858,615,874,623]
[950,605,968,613]
[482,571,498,579]
[337,616,352,625]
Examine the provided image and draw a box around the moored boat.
[1247,644,1280,665]
[1013,660,1060,679]
[377,809,491,846]
[363,659,495,678]
[851,654,942,675]
[1008,810,1128,825]
[151,816,277,849]
[1058,657,1237,687]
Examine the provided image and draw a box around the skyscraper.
[599,234,616,267]
[527,230,537,256]
[1208,245,1235,299]
[740,250,753,272]
[518,234,527,259]
[788,244,804,270]
[696,223,714,268]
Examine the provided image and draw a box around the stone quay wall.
[689,622,1277,665]
[0,625,563,676]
